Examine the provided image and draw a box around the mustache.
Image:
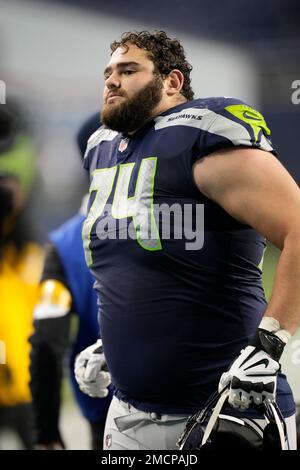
[106,89,126,99]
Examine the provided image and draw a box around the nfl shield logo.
[118,138,129,152]
[105,433,112,449]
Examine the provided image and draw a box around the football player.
[75,31,300,450]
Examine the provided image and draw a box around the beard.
[101,74,163,133]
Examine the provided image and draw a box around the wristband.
[250,317,291,362]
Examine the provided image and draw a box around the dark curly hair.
[110,31,194,101]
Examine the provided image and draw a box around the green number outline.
[83,157,161,266]
[112,157,161,251]
[83,166,118,266]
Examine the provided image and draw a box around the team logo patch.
[118,138,129,152]
[105,433,112,449]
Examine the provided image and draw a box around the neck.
[128,95,188,135]
[153,95,187,118]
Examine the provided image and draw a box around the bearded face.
[101,74,163,134]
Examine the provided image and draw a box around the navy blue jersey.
[83,97,295,416]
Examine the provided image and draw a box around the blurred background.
[0,0,299,449]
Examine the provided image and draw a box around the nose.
[105,71,121,90]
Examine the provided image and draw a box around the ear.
[164,69,184,96]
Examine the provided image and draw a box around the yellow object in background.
[33,279,72,320]
[0,243,44,406]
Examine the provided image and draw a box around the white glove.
[218,345,280,410]
[74,339,111,398]
[219,318,291,411]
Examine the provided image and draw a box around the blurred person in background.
[29,113,113,450]
[0,100,44,449]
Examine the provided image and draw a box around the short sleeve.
[196,100,277,159]
[83,126,118,172]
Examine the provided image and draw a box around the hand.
[218,319,290,411]
[74,339,111,398]
[218,345,280,410]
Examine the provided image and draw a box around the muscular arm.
[193,147,300,335]
[29,243,72,447]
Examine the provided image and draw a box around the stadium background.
[0,0,299,449]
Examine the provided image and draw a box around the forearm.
[29,243,73,445]
[29,339,63,444]
[264,230,300,336]
[29,315,71,444]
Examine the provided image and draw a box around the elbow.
[285,226,300,244]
